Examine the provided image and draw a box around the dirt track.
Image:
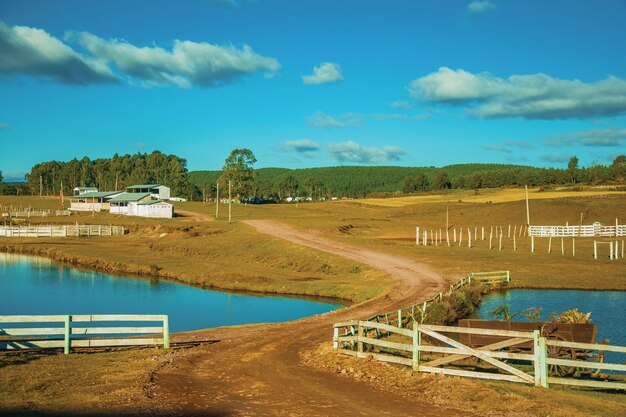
[152,220,455,416]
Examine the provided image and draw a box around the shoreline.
[0,244,354,307]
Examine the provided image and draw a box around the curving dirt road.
[152,220,455,416]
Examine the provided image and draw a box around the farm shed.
[69,191,121,212]
[137,200,174,218]
[73,186,98,196]
[109,193,152,215]
[125,184,171,200]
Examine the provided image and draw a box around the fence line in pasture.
[0,225,125,237]
[0,314,169,353]
[345,271,510,341]
[333,321,626,391]
[1,207,71,218]
[415,224,624,260]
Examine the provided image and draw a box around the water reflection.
[0,253,342,332]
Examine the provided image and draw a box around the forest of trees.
[7,152,625,200]
[191,156,626,200]
[22,151,199,200]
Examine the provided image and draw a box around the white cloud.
[307,111,361,129]
[482,145,511,154]
[69,31,280,88]
[541,154,572,164]
[372,113,431,121]
[302,62,343,85]
[390,100,411,109]
[328,141,405,163]
[544,128,626,147]
[0,122,9,130]
[282,139,321,156]
[468,1,496,13]
[483,140,534,153]
[0,21,117,84]
[409,67,626,119]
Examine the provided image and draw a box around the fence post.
[506,271,510,283]
[64,315,71,355]
[539,336,548,388]
[397,309,403,328]
[333,327,339,349]
[412,322,420,371]
[533,330,541,386]
[416,227,420,245]
[162,315,170,349]
[594,240,597,259]
[357,322,363,356]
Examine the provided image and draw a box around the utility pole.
[39,175,43,198]
[228,180,233,223]
[525,185,530,226]
[215,183,219,219]
[228,180,232,223]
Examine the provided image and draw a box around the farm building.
[73,186,98,196]
[125,184,170,200]
[109,192,173,218]
[69,191,121,212]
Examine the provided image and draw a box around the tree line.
[19,151,199,200]
[191,155,626,199]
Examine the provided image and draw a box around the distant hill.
[189,164,544,197]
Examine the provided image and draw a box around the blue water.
[474,289,625,363]
[0,253,342,332]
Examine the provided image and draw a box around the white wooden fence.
[367,271,510,329]
[0,225,125,237]
[333,321,626,390]
[2,209,71,218]
[529,224,626,237]
[0,314,169,353]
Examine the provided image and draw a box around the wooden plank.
[359,336,412,352]
[337,348,358,357]
[0,340,65,349]
[359,321,413,337]
[419,366,528,383]
[71,327,163,335]
[70,338,163,348]
[545,358,626,372]
[357,351,413,366]
[334,336,358,342]
[419,345,533,362]
[546,340,626,354]
[71,314,165,322]
[419,328,535,384]
[547,377,626,390]
[0,328,65,336]
[333,320,359,328]
[419,324,534,339]
[0,315,66,323]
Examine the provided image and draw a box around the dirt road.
[152,220,455,416]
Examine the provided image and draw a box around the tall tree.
[435,171,451,189]
[220,148,257,198]
[567,156,579,184]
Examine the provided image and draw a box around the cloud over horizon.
[302,62,343,85]
[409,67,626,119]
[0,122,10,130]
[282,139,321,158]
[544,128,626,147]
[328,141,405,163]
[307,111,361,129]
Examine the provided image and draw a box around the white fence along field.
[0,225,125,237]
[529,223,625,237]
[0,314,169,353]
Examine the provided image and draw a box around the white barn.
[69,191,121,212]
[109,192,173,218]
[125,184,171,200]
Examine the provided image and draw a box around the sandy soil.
[175,209,216,222]
[151,219,457,416]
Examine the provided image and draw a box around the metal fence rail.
[0,225,125,237]
[0,314,169,353]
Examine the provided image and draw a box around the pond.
[0,253,342,333]
[473,289,625,362]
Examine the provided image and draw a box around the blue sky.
[1,0,625,180]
